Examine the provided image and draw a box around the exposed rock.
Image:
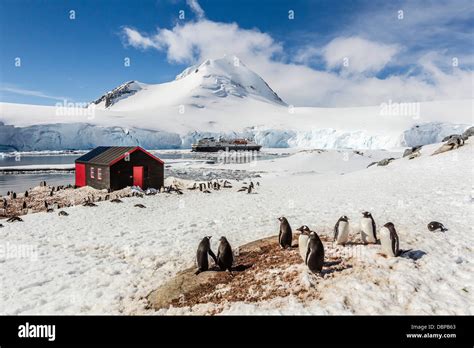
[432,135,465,156]
[462,126,474,139]
[403,145,422,158]
[146,234,352,313]
[377,158,395,166]
[367,161,378,168]
[91,81,141,108]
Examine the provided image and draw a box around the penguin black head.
[309,231,318,239]
[278,216,288,223]
[219,236,228,243]
[384,222,396,232]
[296,225,311,234]
[340,215,349,221]
[362,211,372,218]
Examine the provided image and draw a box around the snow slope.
[0,141,472,315]
[0,56,472,150]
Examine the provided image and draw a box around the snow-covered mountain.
[0,56,472,151]
[90,56,285,110]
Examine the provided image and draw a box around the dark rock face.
[462,126,474,139]
[91,81,140,108]
[367,162,378,168]
[377,158,395,166]
[442,134,459,142]
[403,145,423,158]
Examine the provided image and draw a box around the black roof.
[75,146,138,165]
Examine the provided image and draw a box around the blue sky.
[0,0,472,106]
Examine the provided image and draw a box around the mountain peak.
[91,56,286,109]
[175,56,286,105]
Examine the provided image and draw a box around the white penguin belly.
[360,218,376,243]
[336,221,350,245]
[380,227,396,257]
[298,234,309,261]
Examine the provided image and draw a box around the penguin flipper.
[305,248,310,266]
[208,249,218,264]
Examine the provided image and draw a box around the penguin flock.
[193,211,393,277]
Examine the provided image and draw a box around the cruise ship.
[191,137,262,152]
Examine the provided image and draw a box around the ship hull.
[191,145,262,152]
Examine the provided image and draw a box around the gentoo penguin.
[360,211,377,244]
[306,231,325,273]
[7,216,23,223]
[278,216,293,248]
[195,236,218,275]
[334,215,350,245]
[24,190,28,198]
[296,225,311,261]
[427,221,448,232]
[110,198,123,203]
[58,210,69,216]
[134,204,146,208]
[83,202,97,207]
[216,236,234,272]
[380,222,400,257]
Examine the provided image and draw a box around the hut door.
[75,163,86,187]
[133,166,144,188]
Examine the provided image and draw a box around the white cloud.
[120,1,473,107]
[0,86,71,101]
[322,37,400,74]
[123,20,281,65]
[186,0,205,19]
[122,27,159,50]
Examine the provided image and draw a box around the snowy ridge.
[0,55,472,151]
[91,81,143,108]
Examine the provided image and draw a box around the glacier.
[0,121,469,151]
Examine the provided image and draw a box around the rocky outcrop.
[146,234,351,313]
[403,145,422,158]
[91,81,141,108]
[377,158,396,166]
[432,135,465,156]
[462,126,474,139]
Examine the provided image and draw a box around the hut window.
[90,167,95,178]
[97,168,102,180]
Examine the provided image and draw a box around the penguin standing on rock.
[195,236,218,275]
[216,236,234,273]
[306,231,325,273]
[380,222,400,257]
[296,225,311,261]
[360,211,377,244]
[334,215,350,245]
[278,216,292,249]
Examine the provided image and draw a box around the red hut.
[75,146,164,191]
